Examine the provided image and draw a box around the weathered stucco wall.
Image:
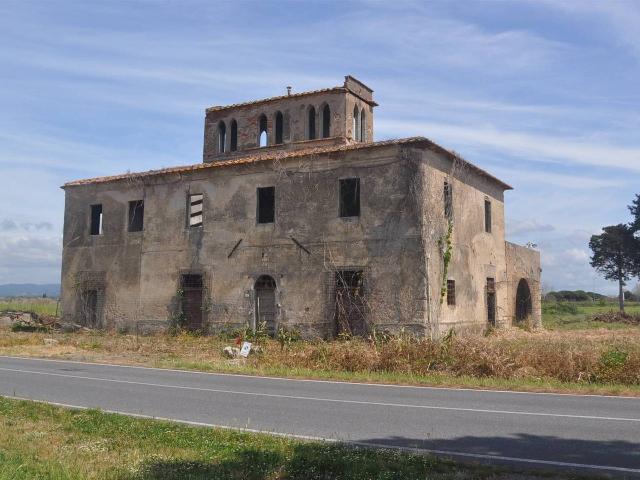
[62,144,431,337]
[418,149,509,336]
[505,241,542,328]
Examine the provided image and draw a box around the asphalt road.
[1,355,639,476]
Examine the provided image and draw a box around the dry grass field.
[1,324,639,396]
[2,298,639,395]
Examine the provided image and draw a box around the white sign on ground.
[239,341,252,357]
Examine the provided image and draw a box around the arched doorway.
[515,278,532,322]
[254,275,277,335]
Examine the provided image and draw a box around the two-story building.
[60,75,541,338]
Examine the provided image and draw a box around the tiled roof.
[62,137,512,190]
[206,87,346,113]
[205,83,378,113]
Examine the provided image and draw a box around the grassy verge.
[1,327,639,397]
[0,396,588,479]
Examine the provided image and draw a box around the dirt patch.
[593,311,640,325]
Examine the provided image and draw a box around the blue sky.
[0,0,638,293]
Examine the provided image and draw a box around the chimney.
[286,86,292,96]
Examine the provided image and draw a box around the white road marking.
[2,354,638,399]
[1,366,639,422]
[7,395,640,475]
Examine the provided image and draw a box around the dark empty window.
[444,181,453,221]
[446,279,456,306]
[353,105,360,141]
[308,106,316,140]
[360,108,366,142]
[230,119,238,151]
[257,186,275,224]
[275,111,284,144]
[259,114,268,147]
[339,178,360,217]
[188,194,203,228]
[218,121,226,153]
[484,199,492,233]
[128,200,144,232]
[322,104,331,138]
[90,204,103,236]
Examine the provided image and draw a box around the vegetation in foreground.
[0,397,589,480]
[1,319,639,396]
[2,298,640,396]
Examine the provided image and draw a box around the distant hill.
[0,284,60,298]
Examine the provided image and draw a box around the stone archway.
[515,278,533,322]
[254,275,277,336]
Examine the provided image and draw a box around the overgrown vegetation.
[0,397,571,480]
[2,320,640,395]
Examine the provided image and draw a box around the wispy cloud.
[377,120,640,173]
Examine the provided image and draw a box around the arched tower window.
[230,119,238,151]
[308,106,316,140]
[217,121,226,153]
[322,104,331,138]
[360,108,366,142]
[275,111,284,144]
[353,105,361,141]
[258,114,268,147]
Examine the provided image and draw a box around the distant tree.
[589,224,639,312]
[629,194,640,234]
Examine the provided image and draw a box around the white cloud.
[507,219,555,237]
[377,120,640,173]
[564,248,590,262]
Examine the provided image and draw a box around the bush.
[11,320,49,333]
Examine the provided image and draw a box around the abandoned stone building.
[61,75,541,338]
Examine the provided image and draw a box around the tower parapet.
[203,75,377,163]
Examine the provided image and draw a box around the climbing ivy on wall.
[439,221,454,303]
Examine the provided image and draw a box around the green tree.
[589,224,639,312]
[630,194,640,234]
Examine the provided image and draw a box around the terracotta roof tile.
[62,137,512,190]
[205,86,346,113]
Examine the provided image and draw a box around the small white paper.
[239,341,252,357]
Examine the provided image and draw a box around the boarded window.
[484,199,492,233]
[275,111,284,144]
[339,178,360,217]
[181,274,203,332]
[447,279,456,306]
[308,106,316,140]
[128,200,144,232]
[487,277,496,326]
[230,119,238,151]
[257,186,275,224]
[322,104,331,138]
[188,194,203,228]
[79,289,98,328]
[90,204,103,236]
[335,269,366,337]
[444,181,453,221]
